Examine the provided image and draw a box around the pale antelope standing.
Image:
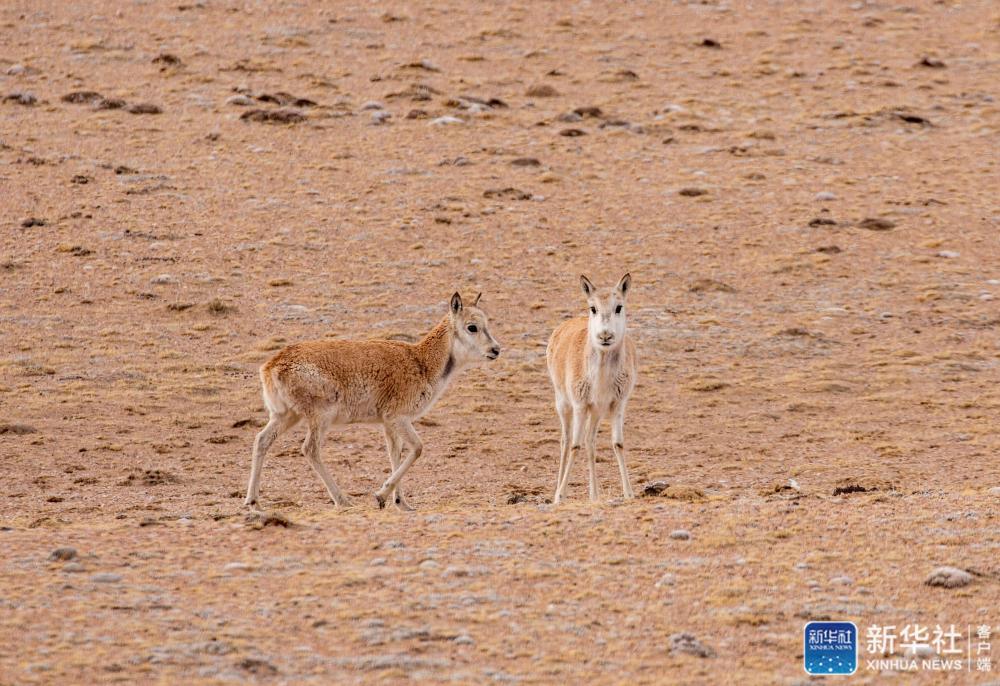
[546,273,637,503]
[244,292,500,510]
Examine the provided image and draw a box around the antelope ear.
[616,272,632,297]
[472,292,482,307]
[580,275,596,297]
[450,292,463,314]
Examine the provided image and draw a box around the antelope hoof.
[374,493,387,509]
[336,496,355,507]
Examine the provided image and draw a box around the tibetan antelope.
[546,273,637,503]
[244,292,500,511]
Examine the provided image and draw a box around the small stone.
[988,487,1000,496]
[419,559,439,570]
[669,632,715,658]
[937,251,960,258]
[21,217,46,228]
[127,103,162,115]
[237,658,277,676]
[224,562,256,572]
[430,116,464,126]
[483,187,532,201]
[925,566,973,588]
[226,95,254,106]
[679,187,708,197]
[895,112,931,125]
[858,217,896,231]
[240,109,305,124]
[558,111,583,123]
[94,97,126,110]
[7,64,26,75]
[91,573,122,583]
[49,547,77,562]
[654,573,676,587]
[369,557,387,566]
[4,92,37,106]
[371,110,391,124]
[149,274,176,285]
[815,191,837,201]
[526,84,559,98]
[510,157,541,167]
[152,53,182,66]
[670,529,691,540]
[641,481,668,497]
[453,634,474,645]
[360,101,384,111]
[62,562,85,573]
[830,575,853,586]
[559,128,586,137]
[62,91,103,104]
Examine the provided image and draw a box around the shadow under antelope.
[546,273,637,503]
[244,292,500,510]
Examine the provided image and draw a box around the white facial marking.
[453,305,501,365]
[582,275,629,351]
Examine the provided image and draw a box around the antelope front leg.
[382,424,413,511]
[611,406,634,499]
[585,409,601,502]
[374,420,422,510]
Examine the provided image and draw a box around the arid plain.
[1,1,999,683]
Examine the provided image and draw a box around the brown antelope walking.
[546,273,637,503]
[244,292,500,510]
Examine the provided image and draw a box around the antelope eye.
[589,306,597,315]
[466,324,478,333]
[615,305,623,314]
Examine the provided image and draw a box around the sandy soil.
[2,0,999,683]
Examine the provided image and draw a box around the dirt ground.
[2,0,999,683]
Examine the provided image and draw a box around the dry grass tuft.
[245,510,294,529]
[207,298,236,315]
[0,423,38,435]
